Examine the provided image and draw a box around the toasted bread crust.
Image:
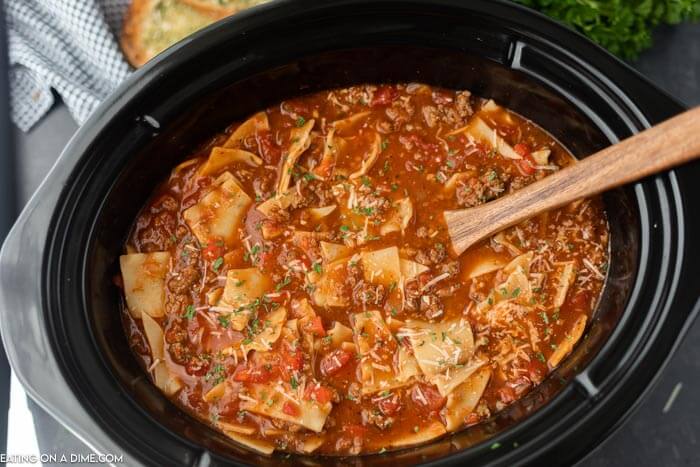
[120,0,266,68]
[121,0,155,68]
[180,0,238,15]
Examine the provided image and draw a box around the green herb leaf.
[183,304,196,320]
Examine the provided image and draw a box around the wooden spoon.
[444,106,700,256]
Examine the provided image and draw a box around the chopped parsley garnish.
[381,139,389,151]
[295,116,306,127]
[244,244,261,262]
[312,262,323,274]
[536,352,546,363]
[275,276,292,291]
[290,376,299,389]
[361,175,372,187]
[212,256,224,271]
[540,311,549,324]
[511,287,521,298]
[218,315,230,328]
[183,304,196,320]
[490,442,501,450]
[390,183,399,191]
[205,364,225,385]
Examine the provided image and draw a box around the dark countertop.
[9,23,700,466]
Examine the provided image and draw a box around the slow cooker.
[1,0,699,465]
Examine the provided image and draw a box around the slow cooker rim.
[33,1,695,466]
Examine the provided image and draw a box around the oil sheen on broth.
[117,83,609,455]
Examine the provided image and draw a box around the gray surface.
[9,23,700,466]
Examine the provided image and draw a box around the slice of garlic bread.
[121,0,225,68]
[182,0,269,15]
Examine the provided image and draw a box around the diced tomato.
[514,143,536,176]
[202,239,225,261]
[282,401,299,416]
[314,386,333,404]
[497,386,516,404]
[185,356,211,377]
[371,85,398,107]
[514,143,529,158]
[304,383,333,404]
[257,130,281,165]
[282,345,304,371]
[569,291,591,312]
[232,363,277,384]
[526,360,545,385]
[411,383,445,412]
[319,349,353,376]
[376,396,402,416]
[306,316,326,337]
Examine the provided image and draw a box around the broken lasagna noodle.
[118,84,609,455]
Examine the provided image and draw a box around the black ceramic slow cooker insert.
[1,1,699,466]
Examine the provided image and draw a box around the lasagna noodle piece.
[388,421,446,448]
[223,111,269,148]
[399,258,429,281]
[401,318,476,396]
[220,268,273,331]
[380,198,413,236]
[239,382,332,432]
[320,241,353,263]
[222,430,275,455]
[443,366,491,431]
[548,314,587,369]
[238,307,287,353]
[349,132,382,179]
[140,312,182,395]
[312,258,351,307]
[199,147,262,176]
[183,174,252,246]
[447,116,521,160]
[307,205,337,220]
[277,119,315,193]
[553,261,577,308]
[360,246,402,287]
[119,251,170,319]
[352,310,420,394]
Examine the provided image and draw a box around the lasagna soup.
[118,84,609,455]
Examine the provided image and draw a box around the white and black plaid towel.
[6,0,133,131]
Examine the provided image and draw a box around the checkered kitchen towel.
[6,0,133,131]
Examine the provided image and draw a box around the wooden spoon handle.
[445,106,700,256]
